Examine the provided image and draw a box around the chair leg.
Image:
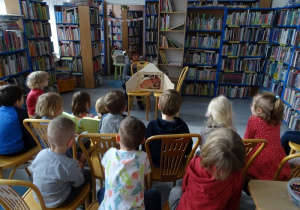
[155,96,158,119]
[127,95,131,116]
[9,165,21,179]
[146,96,149,121]
[0,170,2,179]
[25,167,31,176]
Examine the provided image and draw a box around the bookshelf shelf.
[0,49,27,56]
[0,69,31,80]
[159,30,185,32]
[159,47,183,50]
[160,12,186,14]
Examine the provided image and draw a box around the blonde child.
[244,92,290,180]
[32,117,92,208]
[26,71,49,116]
[94,96,108,119]
[169,128,245,210]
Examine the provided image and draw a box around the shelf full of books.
[108,17,122,48]
[128,10,143,54]
[187,0,260,8]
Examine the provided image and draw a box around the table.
[249,180,298,209]
[113,62,125,80]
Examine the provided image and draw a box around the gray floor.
[2,76,290,209]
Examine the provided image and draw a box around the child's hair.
[252,92,284,126]
[104,90,126,114]
[26,71,49,89]
[128,45,139,60]
[206,95,234,128]
[119,116,146,149]
[159,89,181,116]
[35,93,63,117]
[47,117,76,147]
[201,128,245,180]
[0,85,22,106]
[95,96,108,116]
[71,91,91,116]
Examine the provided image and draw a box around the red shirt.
[26,89,44,115]
[244,116,291,180]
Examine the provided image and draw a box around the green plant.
[121,5,129,10]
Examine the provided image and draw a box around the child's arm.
[244,116,256,139]
[68,161,85,187]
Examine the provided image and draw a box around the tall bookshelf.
[157,0,187,79]
[108,16,123,48]
[145,0,159,63]
[95,0,106,75]
[54,5,102,88]
[128,10,143,53]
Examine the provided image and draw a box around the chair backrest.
[131,61,150,76]
[145,133,201,182]
[274,152,300,181]
[0,179,47,210]
[176,66,189,93]
[242,139,267,177]
[60,111,80,133]
[78,133,118,200]
[81,117,100,133]
[23,119,51,150]
[289,141,300,155]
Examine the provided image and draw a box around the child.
[32,117,92,208]
[145,89,192,167]
[97,116,161,210]
[26,71,49,116]
[122,45,144,110]
[200,95,236,145]
[94,96,108,119]
[99,90,126,133]
[244,92,290,180]
[0,85,36,155]
[168,128,245,210]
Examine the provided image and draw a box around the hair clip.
[276,95,280,99]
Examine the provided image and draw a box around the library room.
[1,0,300,209]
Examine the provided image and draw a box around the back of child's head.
[71,91,91,116]
[128,45,139,60]
[252,92,283,126]
[26,71,49,89]
[104,90,126,114]
[47,117,76,147]
[201,128,245,180]
[0,85,22,106]
[206,95,234,128]
[159,89,181,116]
[95,96,108,116]
[119,116,146,149]
[35,92,63,118]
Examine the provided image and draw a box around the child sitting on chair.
[94,96,108,119]
[32,117,92,208]
[0,85,36,156]
[97,116,161,210]
[144,89,192,167]
[99,90,126,133]
[169,128,245,210]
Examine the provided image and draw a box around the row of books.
[270,45,292,64]
[146,44,157,54]
[26,21,51,38]
[186,15,222,31]
[112,41,122,47]
[264,78,284,96]
[109,20,121,27]
[221,58,262,72]
[145,55,156,63]
[73,75,84,87]
[112,34,122,41]
[224,27,271,42]
[286,70,300,89]
[291,50,300,68]
[57,26,80,40]
[218,72,260,85]
[58,57,83,72]
[5,75,30,95]
[0,52,28,77]
[93,57,102,72]
[185,34,220,49]
[55,8,78,23]
[109,26,122,33]
[47,71,57,87]
[28,40,54,57]
[21,1,50,20]
[272,28,296,46]
[129,28,139,36]
[217,85,256,98]
[159,35,182,48]
[184,50,219,65]
[283,87,300,111]
[99,16,103,28]
[0,30,24,53]
[159,50,169,64]
[128,21,141,27]
[186,67,216,81]
[146,3,158,15]
[128,11,142,19]
[283,105,300,130]
[277,8,300,26]
[222,43,269,57]
[129,37,139,44]
[146,31,158,42]
[160,14,170,30]
[160,0,175,12]
[60,42,80,57]
[31,56,54,71]
[146,16,158,29]
[91,27,101,41]
[265,61,288,81]
[92,42,102,57]
[182,82,214,96]
[90,8,99,25]
[226,11,274,26]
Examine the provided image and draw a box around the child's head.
[158,89,181,116]
[128,45,140,62]
[35,93,63,118]
[206,95,234,128]
[0,85,23,108]
[71,91,91,116]
[26,71,49,90]
[118,116,146,150]
[95,96,108,116]
[251,92,283,126]
[201,128,245,180]
[104,90,126,114]
[47,117,76,148]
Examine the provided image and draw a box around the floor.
[1,76,290,209]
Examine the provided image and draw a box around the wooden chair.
[127,61,151,120]
[242,139,267,177]
[154,66,189,119]
[81,117,100,133]
[88,200,100,210]
[288,141,300,155]
[145,133,201,188]
[274,152,300,181]
[78,133,118,201]
[0,179,90,210]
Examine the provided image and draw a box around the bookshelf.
[108,16,123,48]
[157,0,187,79]
[128,10,143,53]
[54,5,102,88]
[145,0,159,63]
[187,0,261,8]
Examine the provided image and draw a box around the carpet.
[104,80,123,88]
